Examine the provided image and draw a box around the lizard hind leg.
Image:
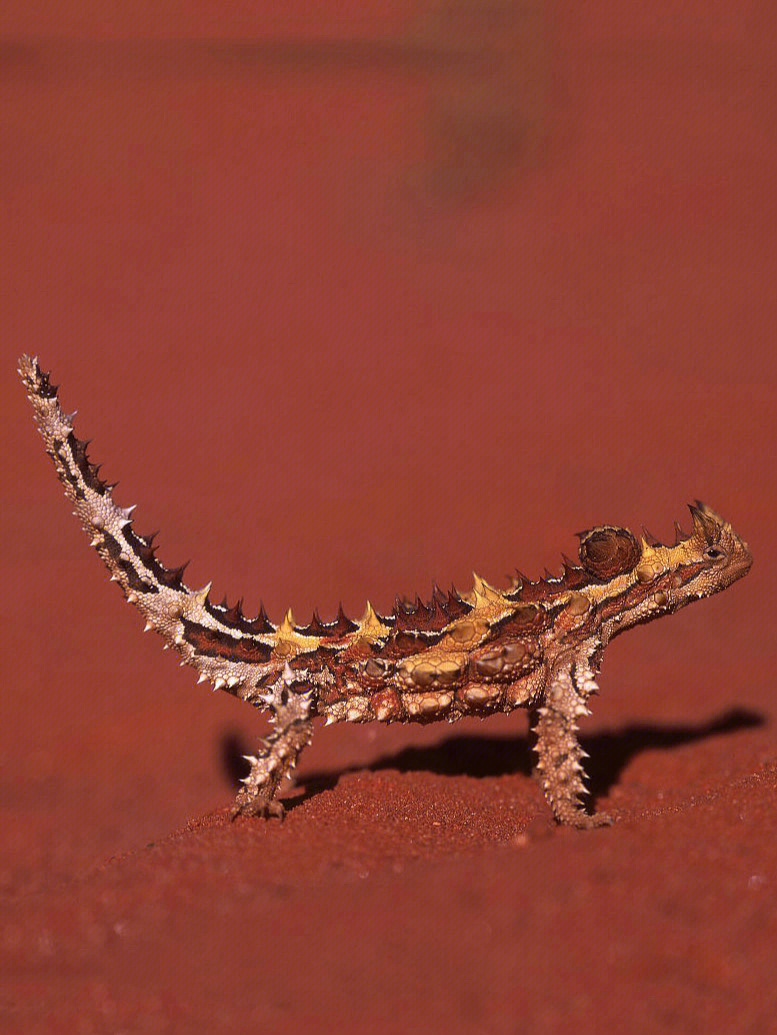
[231,666,314,820]
[531,666,613,829]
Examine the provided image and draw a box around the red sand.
[2,3,776,1032]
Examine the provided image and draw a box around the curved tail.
[18,355,279,701]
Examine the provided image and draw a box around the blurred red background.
[2,3,775,1032]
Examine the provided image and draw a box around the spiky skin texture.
[19,356,753,828]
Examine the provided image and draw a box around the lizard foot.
[230,790,286,821]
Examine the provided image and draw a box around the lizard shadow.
[220,706,764,811]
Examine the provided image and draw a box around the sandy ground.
[2,2,776,1032]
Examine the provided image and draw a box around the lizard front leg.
[531,664,612,829]
[231,667,314,820]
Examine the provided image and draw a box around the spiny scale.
[19,356,753,828]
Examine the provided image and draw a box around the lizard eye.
[704,546,726,561]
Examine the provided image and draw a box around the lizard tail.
[18,355,279,701]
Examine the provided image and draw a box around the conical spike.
[392,595,416,630]
[301,608,327,637]
[192,581,212,605]
[329,603,358,636]
[358,600,387,639]
[277,609,296,637]
[412,594,432,625]
[249,602,274,634]
[642,526,661,547]
[160,561,189,589]
[504,569,525,598]
[445,585,472,619]
[688,501,719,542]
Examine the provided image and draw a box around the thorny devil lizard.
[19,355,753,829]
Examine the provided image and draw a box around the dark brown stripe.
[513,578,583,603]
[51,438,85,500]
[203,598,275,635]
[316,641,349,656]
[288,651,329,674]
[591,584,631,620]
[596,578,660,624]
[372,627,446,660]
[602,560,708,634]
[559,562,594,592]
[66,432,107,496]
[101,531,158,593]
[36,366,58,398]
[387,584,471,635]
[296,605,363,640]
[505,562,597,602]
[122,526,186,591]
[490,603,550,637]
[181,618,273,664]
[675,560,706,583]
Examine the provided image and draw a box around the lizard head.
[579,503,751,639]
[635,502,752,610]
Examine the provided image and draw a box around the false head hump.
[577,526,641,580]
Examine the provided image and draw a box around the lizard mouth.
[738,545,753,573]
[727,546,753,583]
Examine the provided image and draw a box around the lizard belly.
[320,639,546,724]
